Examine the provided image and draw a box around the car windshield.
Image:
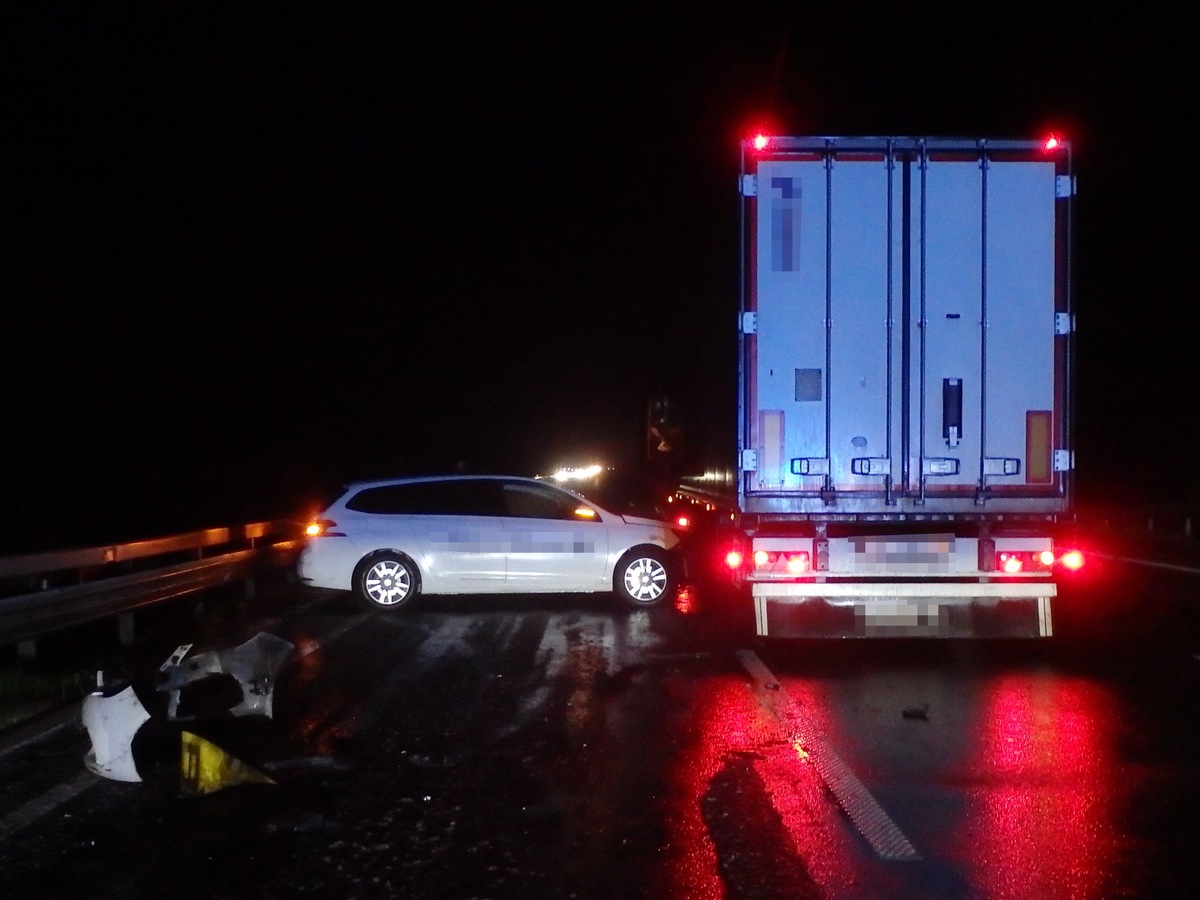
[565,468,674,521]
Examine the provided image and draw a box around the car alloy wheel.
[358,553,418,609]
[618,552,668,606]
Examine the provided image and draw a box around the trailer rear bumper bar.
[751,581,1056,638]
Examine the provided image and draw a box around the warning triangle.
[180,731,277,795]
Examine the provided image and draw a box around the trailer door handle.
[943,378,963,448]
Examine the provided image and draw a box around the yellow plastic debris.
[180,731,276,795]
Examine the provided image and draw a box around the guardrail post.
[118,612,136,647]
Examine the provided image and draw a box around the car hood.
[620,513,673,529]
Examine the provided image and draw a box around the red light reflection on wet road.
[655,675,866,899]
[959,673,1121,899]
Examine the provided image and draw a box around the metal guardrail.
[0,522,304,648]
[1072,504,1197,540]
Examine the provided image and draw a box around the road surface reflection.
[654,656,1129,898]
[960,672,1121,898]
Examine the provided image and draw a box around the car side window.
[346,485,413,514]
[500,483,591,520]
[345,480,504,516]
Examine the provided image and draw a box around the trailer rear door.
[741,137,1072,516]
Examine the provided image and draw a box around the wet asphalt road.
[2,550,1200,899]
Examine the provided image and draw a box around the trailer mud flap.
[754,595,1053,638]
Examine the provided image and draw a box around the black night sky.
[5,6,1195,551]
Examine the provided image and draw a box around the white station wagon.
[298,475,683,610]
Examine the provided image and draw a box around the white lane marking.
[0,706,80,763]
[534,616,609,679]
[294,612,372,658]
[736,648,921,862]
[0,770,100,843]
[1088,552,1200,575]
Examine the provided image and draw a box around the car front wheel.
[615,549,670,607]
[355,552,420,611]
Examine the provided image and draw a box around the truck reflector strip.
[759,410,785,487]
[1026,410,1053,483]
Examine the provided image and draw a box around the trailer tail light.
[752,549,811,575]
[995,549,1086,573]
[1043,134,1061,152]
[752,133,770,151]
[1059,549,1085,570]
[997,550,1052,573]
[724,549,745,570]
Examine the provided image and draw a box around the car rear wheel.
[615,549,670,607]
[355,552,420,611]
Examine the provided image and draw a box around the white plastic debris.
[156,632,295,720]
[82,685,151,782]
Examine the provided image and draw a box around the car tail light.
[305,519,341,537]
[674,514,691,529]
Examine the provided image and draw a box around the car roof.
[342,474,551,492]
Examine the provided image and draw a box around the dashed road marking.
[736,648,921,862]
[0,771,100,843]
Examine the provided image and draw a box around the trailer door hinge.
[1056,175,1076,198]
[1053,450,1074,472]
[1055,312,1075,335]
[740,312,757,334]
[740,174,758,197]
[741,449,758,472]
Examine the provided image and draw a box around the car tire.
[354,552,421,611]
[614,548,671,607]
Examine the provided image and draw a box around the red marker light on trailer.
[1043,134,1061,152]
[1059,550,1085,570]
[752,133,769,151]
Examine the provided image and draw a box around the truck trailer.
[680,135,1082,638]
